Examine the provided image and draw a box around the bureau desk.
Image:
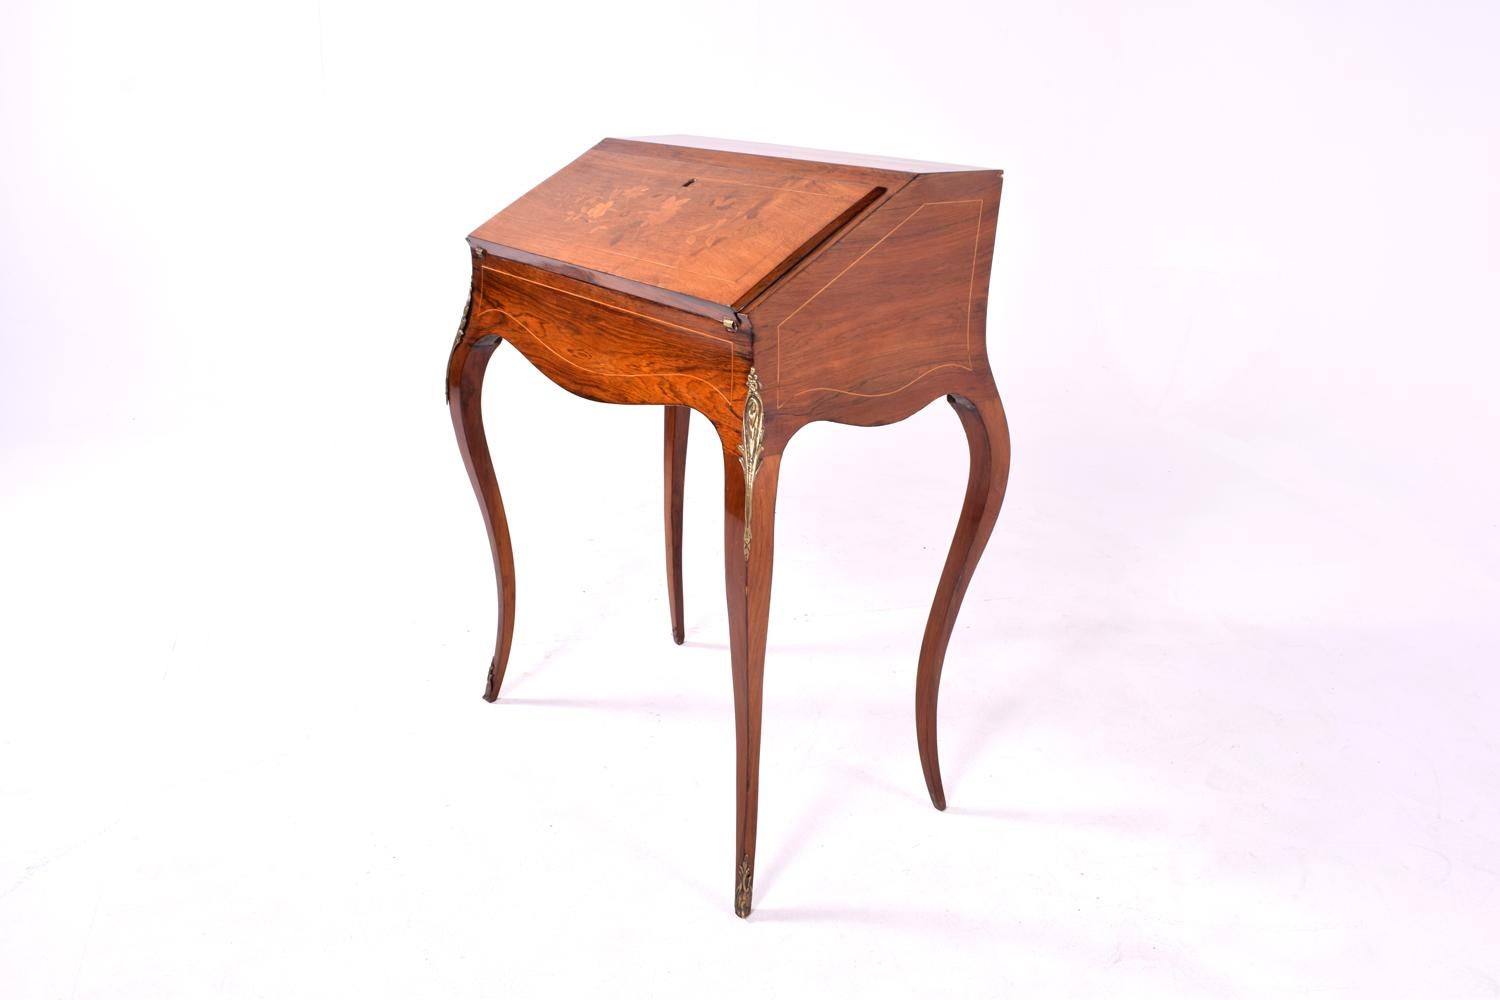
[446,136,1010,917]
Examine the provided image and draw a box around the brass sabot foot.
[734,856,754,918]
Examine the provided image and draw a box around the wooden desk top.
[629,134,990,175]
[469,136,998,318]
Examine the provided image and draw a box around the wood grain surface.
[746,169,1004,427]
[470,254,751,428]
[472,138,891,308]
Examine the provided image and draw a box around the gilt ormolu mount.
[446,136,1011,917]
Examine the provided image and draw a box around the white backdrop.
[3,1,1498,997]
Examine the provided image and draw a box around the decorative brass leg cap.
[482,658,500,702]
[735,856,754,919]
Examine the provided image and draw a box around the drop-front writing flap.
[469,138,895,312]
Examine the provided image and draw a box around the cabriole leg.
[664,405,691,644]
[447,330,516,702]
[916,384,1011,810]
[720,372,781,918]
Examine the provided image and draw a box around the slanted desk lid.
[469,137,905,317]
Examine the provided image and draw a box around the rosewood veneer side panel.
[747,170,1004,426]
